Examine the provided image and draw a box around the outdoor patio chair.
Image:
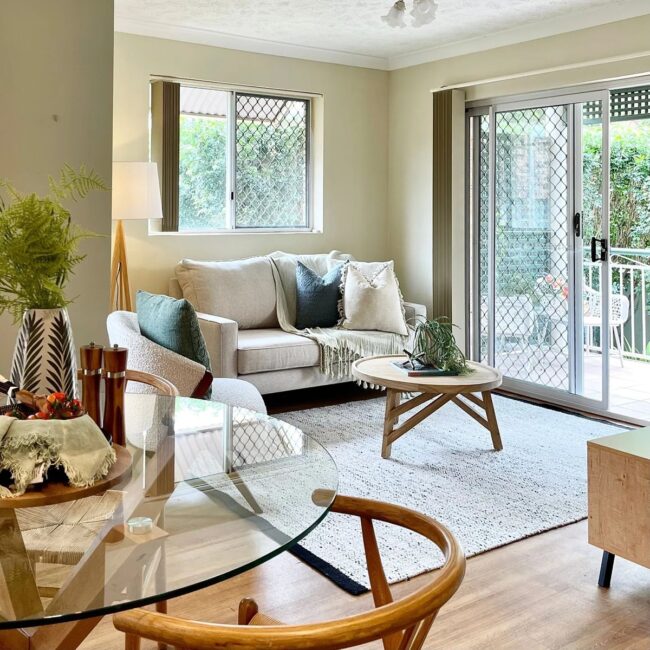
[583,284,630,367]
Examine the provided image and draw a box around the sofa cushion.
[135,291,213,398]
[135,291,212,370]
[237,329,320,375]
[175,257,278,330]
[339,261,409,336]
[268,251,353,326]
[295,262,343,330]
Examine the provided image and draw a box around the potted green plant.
[403,317,470,375]
[0,165,107,396]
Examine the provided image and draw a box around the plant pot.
[10,308,77,397]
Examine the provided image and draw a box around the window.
[153,81,311,232]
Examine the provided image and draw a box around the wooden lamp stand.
[110,219,133,312]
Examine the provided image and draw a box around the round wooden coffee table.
[352,355,503,459]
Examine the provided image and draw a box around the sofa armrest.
[197,312,238,378]
[404,301,427,326]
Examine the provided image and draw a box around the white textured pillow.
[339,261,408,336]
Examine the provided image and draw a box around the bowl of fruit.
[1,390,85,421]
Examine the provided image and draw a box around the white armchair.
[583,285,630,367]
[107,311,267,414]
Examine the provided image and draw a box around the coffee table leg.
[482,391,503,451]
[382,389,400,459]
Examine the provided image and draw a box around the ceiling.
[114,0,650,70]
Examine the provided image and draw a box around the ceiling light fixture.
[382,0,438,28]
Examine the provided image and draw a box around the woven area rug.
[277,395,622,594]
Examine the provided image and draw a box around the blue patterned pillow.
[295,262,343,329]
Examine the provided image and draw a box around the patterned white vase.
[10,308,77,397]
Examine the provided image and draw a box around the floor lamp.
[111,162,163,312]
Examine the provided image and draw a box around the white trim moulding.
[114,16,389,70]
[116,0,650,73]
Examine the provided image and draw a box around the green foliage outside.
[179,115,227,231]
[178,114,307,231]
[235,118,307,228]
[583,120,650,250]
[0,166,106,322]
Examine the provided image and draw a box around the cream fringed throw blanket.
[269,253,410,381]
[0,414,116,497]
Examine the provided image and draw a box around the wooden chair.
[113,493,466,650]
[123,369,179,396]
[76,368,179,397]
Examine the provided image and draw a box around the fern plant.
[405,317,470,375]
[0,165,107,322]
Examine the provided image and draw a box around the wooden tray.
[0,444,132,509]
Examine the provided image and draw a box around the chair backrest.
[77,368,179,397]
[124,370,178,396]
[113,493,465,650]
[583,284,631,325]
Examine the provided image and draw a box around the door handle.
[573,212,581,237]
[590,237,608,262]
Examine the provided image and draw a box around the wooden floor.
[80,521,650,649]
[79,386,650,650]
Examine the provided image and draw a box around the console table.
[587,427,650,588]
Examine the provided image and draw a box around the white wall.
[0,0,114,372]
[388,14,650,317]
[113,33,389,295]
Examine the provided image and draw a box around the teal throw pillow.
[136,291,212,397]
[295,262,343,330]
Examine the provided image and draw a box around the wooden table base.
[381,388,503,459]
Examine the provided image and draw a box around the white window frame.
[175,82,314,234]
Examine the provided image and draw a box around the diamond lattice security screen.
[488,106,570,390]
[235,93,310,229]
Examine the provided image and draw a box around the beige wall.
[0,0,114,372]
[113,32,389,295]
[388,14,650,319]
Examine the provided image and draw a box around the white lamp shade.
[112,162,163,221]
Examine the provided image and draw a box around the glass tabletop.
[0,395,338,629]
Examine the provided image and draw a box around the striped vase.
[10,308,77,397]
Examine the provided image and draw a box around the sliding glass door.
[469,92,610,410]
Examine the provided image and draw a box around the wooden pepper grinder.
[80,342,104,430]
[103,344,128,446]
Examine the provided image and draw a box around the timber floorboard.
[79,521,650,649]
[77,385,649,648]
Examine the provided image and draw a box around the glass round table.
[0,394,337,649]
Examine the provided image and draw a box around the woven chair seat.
[248,612,284,626]
[16,490,123,565]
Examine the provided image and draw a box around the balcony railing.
[584,248,650,362]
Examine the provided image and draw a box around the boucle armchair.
[107,311,267,414]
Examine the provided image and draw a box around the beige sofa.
[169,252,426,395]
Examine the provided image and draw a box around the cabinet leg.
[598,551,615,588]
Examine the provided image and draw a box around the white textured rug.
[277,395,622,591]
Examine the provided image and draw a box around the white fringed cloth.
[0,414,116,497]
[269,254,410,382]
